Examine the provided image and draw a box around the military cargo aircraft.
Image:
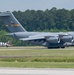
[0,11,74,49]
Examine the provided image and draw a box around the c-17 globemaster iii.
[0,11,74,49]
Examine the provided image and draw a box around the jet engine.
[46,36,60,44]
[60,35,73,42]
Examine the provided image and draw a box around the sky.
[0,0,74,12]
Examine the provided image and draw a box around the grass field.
[0,46,74,68]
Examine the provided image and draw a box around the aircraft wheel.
[61,47,65,48]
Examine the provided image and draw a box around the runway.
[0,68,74,75]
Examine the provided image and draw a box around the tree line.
[0,7,74,46]
[13,7,74,32]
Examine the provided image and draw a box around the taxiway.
[0,68,74,75]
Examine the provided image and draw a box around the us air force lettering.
[0,11,74,49]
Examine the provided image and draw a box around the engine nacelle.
[60,35,73,42]
[46,36,60,44]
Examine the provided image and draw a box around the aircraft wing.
[19,32,73,44]
[19,33,58,41]
[20,36,45,41]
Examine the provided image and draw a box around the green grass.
[0,46,74,68]
[0,62,74,68]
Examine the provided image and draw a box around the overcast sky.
[0,0,74,12]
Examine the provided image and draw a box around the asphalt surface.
[0,68,74,75]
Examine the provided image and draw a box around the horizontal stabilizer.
[0,12,10,16]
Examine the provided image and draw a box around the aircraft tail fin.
[0,11,26,32]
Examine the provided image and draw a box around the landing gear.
[47,43,65,49]
[47,46,65,49]
[47,47,60,49]
[61,46,65,48]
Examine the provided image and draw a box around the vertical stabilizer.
[0,11,26,32]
